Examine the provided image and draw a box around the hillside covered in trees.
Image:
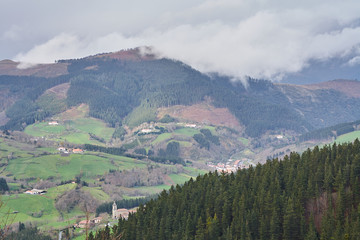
[92,139,360,240]
[1,48,360,138]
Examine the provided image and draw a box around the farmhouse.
[75,220,94,229]
[24,189,47,195]
[72,148,84,153]
[141,128,152,134]
[276,135,284,139]
[48,121,59,125]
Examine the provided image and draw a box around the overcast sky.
[1,0,360,80]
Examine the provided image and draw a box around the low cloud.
[14,2,360,81]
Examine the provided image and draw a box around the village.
[73,201,137,229]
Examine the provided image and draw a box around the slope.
[1,48,360,139]
[94,139,360,240]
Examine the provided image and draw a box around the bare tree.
[0,195,16,240]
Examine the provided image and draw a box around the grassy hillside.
[24,104,115,145]
[0,130,210,235]
[4,153,145,182]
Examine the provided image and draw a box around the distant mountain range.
[1,47,360,139]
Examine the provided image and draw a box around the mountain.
[2,48,360,238]
[1,48,360,163]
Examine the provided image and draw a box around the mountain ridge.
[1,48,360,138]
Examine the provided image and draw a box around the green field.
[152,133,173,144]
[1,194,58,223]
[133,184,172,195]
[82,186,110,202]
[183,167,208,176]
[5,153,146,181]
[202,126,216,134]
[238,137,249,146]
[169,140,192,147]
[334,131,360,144]
[25,118,114,145]
[24,104,115,145]
[174,127,200,136]
[0,137,45,159]
[0,183,88,230]
[168,173,193,185]
[151,127,202,145]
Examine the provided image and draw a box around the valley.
[1,49,360,238]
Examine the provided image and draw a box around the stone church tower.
[112,201,117,219]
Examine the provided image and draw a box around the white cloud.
[348,56,360,66]
[14,33,146,64]
[10,0,360,80]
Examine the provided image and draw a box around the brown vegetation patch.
[55,188,98,213]
[0,59,68,78]
[301,79,360,98]
[44,83,70,99]
[305,192,337,232]
[157,102,242,129]
[59,104,89,120]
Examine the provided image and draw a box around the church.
[112,201,131,220]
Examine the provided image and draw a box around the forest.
[299,119,360,142]
[91,139,360,240]
[0,57,315,137]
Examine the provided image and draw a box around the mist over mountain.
[2,1,360,239]
[1,48,360,139]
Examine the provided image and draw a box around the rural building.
[48,121,59,125]
[58,147,66,152]
[112,202,136,220]
[72,148,84,153]
[75,220,94,229]
[92,217,103,224]
[24,189,47,195]
[141,128,152,133]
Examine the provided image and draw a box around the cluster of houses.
[73,202,137,229]
[58,147,84,156]
[207,159,256,173]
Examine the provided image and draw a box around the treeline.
[0,177,9,192]
[133,142,184,165]
[1,75,69,130]
[92,139,360,239]
[299,119,360,142]
[61,57,310,137]
[193,129,220,150]
[152,142,185,165]
[5,223,51,240]
[95,196,156,216]
[1,57,313,137]
[89,133,106,143]
[66,72,140,127]
[84,144,126,156]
